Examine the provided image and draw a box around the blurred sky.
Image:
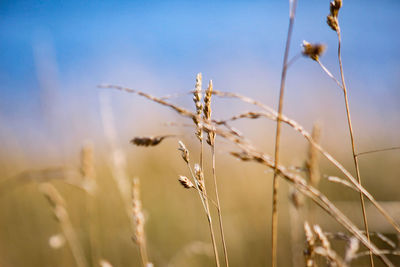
[0,0,399,158]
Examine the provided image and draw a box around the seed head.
[178,175,194,189]
[178,140,189,164]
[302,41,326,61]
[327,15,339,32]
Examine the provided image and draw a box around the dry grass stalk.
[131,177,152,267]
[322,1,374,264]
[229,149,393,266]
[271,1,298,265]
[326,176,358,192]
[289,186,305,267]
[304,222,316,267]
[177,140,220,267]
[103,82,396,266]
[40,183,88,267]
[101,81,400,266]
[192,74,220,267]
[217,109,400,234]
[305,124,321,188]
[204,80,229,267]
[101,84,400,236]
[356,146,400,157]
[99,92,133,226]
[131,135,175,147]
[313,225,345,266]
[80,143,99,266]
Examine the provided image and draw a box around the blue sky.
[0,0,399,156]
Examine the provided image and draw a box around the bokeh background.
[1,0,399,266]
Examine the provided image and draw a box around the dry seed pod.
[193,73,203,141]
[178,140,190,164]
[327,15,339,32]
[131,135,174,147]
[329,0,342,18]
[203,80,216,146]
[194,164,205,192]
[178,175,194,189]
[302,41,326,61]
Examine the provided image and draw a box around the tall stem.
[337,29,374,267]
[201,139,220,267]
[271,1,297,266]
[212,144,229,267]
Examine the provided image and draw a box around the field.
[1,1,400,267]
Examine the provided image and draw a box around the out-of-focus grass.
[1,136,399,266]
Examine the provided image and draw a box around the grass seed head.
[193,73,203,141]
[131,135,173,147]
[178,175,194,189]
[302,41,326,61]
[327,15,339,32]
[178,140,190,164]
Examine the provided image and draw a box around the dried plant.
[92,2,400,266]
[131,177,152,267]
[271,1,298,265]
[131,135,175,147]
[40,183,88,267]
[178,175,195,189]
[302,41,326,61]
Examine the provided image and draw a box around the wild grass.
[1,1,400,267]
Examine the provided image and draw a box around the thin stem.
[186,159,220,267]
[316,60,343,90]
[212,144,229,267]
[202,144,221,267]
[271,1,297,266]
[337,29,374,267]
[285,53,301,69]
[356,146,400,157]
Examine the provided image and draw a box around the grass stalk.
[100,84,400,234]
[204,80,229,267]
[193,74,220,267]
[132,177,150,267]
[40,183,88,267]
[271,0,297,266]
[336,28,374,267]
[212,144,229,267]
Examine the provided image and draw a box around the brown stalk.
[215,109,400,234]
[40,183,88,267]
[229,149,394,266]
[101,83,395,265]
[356,146,400,157]
[193,74,220,267]
[204,80,229,267]
[338,30,373,267]
[324,1,373,263]
[99,85,400,235]
[271,1,298,265]
[132,177,151,267]
[80,143,98,266]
